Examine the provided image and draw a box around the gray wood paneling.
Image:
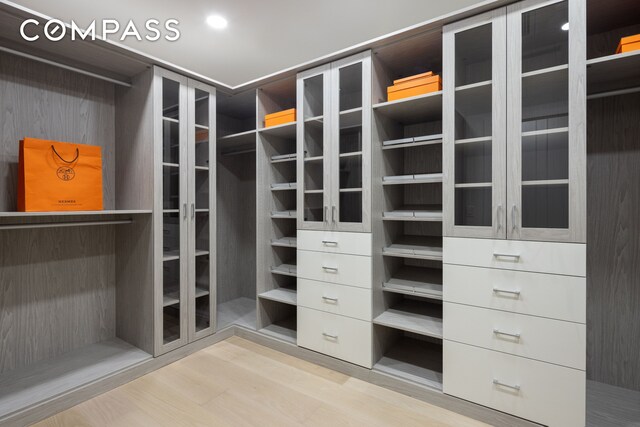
[0,225,116,374]
[587,92,640,391]
[0,51,115,211]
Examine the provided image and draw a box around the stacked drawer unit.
[442,237,586,427]
[297,230,373,368]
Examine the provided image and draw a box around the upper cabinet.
[297,51,372,232]
[443,0,586,242]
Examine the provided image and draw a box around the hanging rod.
[0,219,133,231]
[587,86,640,100]
[0,46,132,87]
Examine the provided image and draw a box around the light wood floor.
[34,337,490,427]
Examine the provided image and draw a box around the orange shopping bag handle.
[51,145,79,163]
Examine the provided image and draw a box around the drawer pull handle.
[493,328,521,340]
[492,287,521,297]
[322,266,338,272]
[322,332,338,340]
[322,240,338,246]
[493,379,520,391]
[493,252,520,260]
[322,296,338,303]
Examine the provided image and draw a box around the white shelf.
[373,91,442,124]
[195,286,210,298]
[162,162,179,168]
[0,210,152,218]
[304,189,324,194]
[0,338,151,419]
[383,266,443,300]
[271,154,297,163]
[587,50,640,96]
[259,320,297,344]
[260,121,297,139]
[339,151,362,158]
[162,116,179,123]
[271,237,297,248]
[522,64,568,79]
[382,135,443,150]
[217,129,256,152]
[304,155,323,163]
[454,136,492,145]
[271,210,297,219]
[454,182,491,189]
[383,236,443,261]
[455,80,492,92]
[258,288,297,306]
[382,173,443,185]
[373,300,443,339]
[163,292,180,307]
[163,250,180,262]
[339,188,362,193]
[522,127,568,137]
[271,263,297,277]
[271,183,297,191]
[194,124,209,130]
[194,249,210,257]
[383,205,442,222]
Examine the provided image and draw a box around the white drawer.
[297,250,372,289]
[298,230,372,256]
[443,237,586,277]
[298,279,371,321]
[444,303,585,370]
[444,264,586,323]
[444,341,585,427]
[297,307,372,368]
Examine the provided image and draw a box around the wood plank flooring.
[34,337,490,427]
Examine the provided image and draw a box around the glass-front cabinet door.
[330,52,371,232]
[297,64,331,230]
[156,68,189,353]
[506,0,585,242]
[187,80,216,340]
[443,9,507,239]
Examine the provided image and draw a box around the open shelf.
[271,153,297,163]
[373,332,443,391]
[0,338,151,419]
[217,129,257,153]
[217,297,256,330]
[383,235,443,261]
[258,288,297,306]
[0,210,152,218]
[382,173,443,185]
[259,121,297,138]
[162,292,180,307]
[587,50,640,97]
[271,182,297,191]
[259,317,297,344]
[0,210,152,231]
[271,210,297,219]
[383,265,443,300]
[373,92,442,124]
[374,299,443,339]
[271,263,297,277]
[271,236,297,248]
[383,205,442,222]
[382,134,443,150]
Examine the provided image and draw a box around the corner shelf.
[373,91,442,124]
[217,129,257,153]
[258,288,297,306]
[373,300,443,339]
[259,121,297,138]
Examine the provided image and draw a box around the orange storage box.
[616,34,640,54]
[387,72,442,102]
[265,108,296,128]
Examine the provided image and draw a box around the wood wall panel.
[0,225,116,374]
[0,51,115,211]
[587,93,640,391]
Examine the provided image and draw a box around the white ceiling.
[15,0,486,86]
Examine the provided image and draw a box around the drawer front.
[298,307,372,368]
[444,264,586,323]
[444,303,585,369]
[443,237,586,276]
[444,341,585,427]
[298,230,372,256]
[297,250,372,288]
[298,279,371,321]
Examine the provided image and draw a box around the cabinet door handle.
[322,332,338,340]
[493,252,520,260]
[332,206,336,223]
[324,206,328,223]
[322,240,338,246]
[493,328,521,340]
[191,203,195,220]
[322,266,338,272]
[322,296,338,303]
[493,379,521,391]
[496,204,502,230]
[511,205,517,231]
[183,203,187,220]
[492,287,521,297]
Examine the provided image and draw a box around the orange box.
[265,108,296,128]
[387,73,441,102]
[616,34,640,54]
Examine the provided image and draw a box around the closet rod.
[0,219,133,231]
[587,86,640,100]
[0,46,132,87]
[221,148,256,156]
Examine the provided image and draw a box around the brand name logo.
[56,167,75,181]
[20,18,180,42]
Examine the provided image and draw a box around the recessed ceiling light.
[207,15,228,30]
[561,22,569,31]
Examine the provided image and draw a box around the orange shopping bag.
[17,138,103,212]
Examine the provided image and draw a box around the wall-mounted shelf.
[259,121,297,138]
[258,288,297,306]
[373,91,442,124]
[373,300,443,339]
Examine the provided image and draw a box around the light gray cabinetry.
[297,51,372,232]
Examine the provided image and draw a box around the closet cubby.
[586,0,640,96]
[217,91,257,154]
[371,33,444,391]
[257,77,298,342]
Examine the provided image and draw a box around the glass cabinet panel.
[161,77,182,345]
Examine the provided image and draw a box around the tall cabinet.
[154,67,217,355]
[442,1,587,426]
[296,51,374,368]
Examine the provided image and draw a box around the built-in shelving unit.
[371,31,445,390]
[257,77,299,343]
